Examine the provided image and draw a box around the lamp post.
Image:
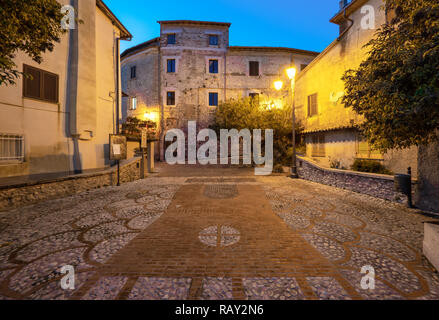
[275,67,298,179]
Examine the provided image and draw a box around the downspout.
[224,50,227,101]
[66,0,81,174]
[337,8,354,41]
[116,37,121,134]
[158,45,164,161]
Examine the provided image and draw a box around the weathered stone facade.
[121,20,319,159]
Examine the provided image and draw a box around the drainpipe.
[116,37,121,135]
[337,8,354,41]
[158,45,164,161]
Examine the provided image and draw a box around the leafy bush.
[122,117,157,141]
[351,159,393,175]
[211,97,303,166]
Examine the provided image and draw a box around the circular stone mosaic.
[203,185,239,199]
[199,226,240,247]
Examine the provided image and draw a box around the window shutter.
[24,65,42,99]
[249,61,259,76]
[43,72,58,103]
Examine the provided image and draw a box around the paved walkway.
[0,164,438,300]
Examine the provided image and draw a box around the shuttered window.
[209,35,219,46]
[167,59,176,73]
[167,34,176,45]
[308,93,318,117]
[357,139,384,160]
[130,66,137,79]
[311,134,325,157]
[23,65,58,103]
[249,61,259,76]
[209,60,218,74]
[167,92,176,106]
[209,92,218,106]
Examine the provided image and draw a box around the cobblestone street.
[0,164,438,300]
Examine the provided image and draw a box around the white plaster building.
[0,0,131,179]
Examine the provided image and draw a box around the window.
[23,64,58,103]
[249,93,260,104]
[311,134,325,157]
[308,93,318,117]
[209,35,219,46]
[130,66,137,79]
[209,93,218,106]
[357,139,383,160]
[167,34,176,45]
[209,60,219,74]
[300,64,308,71]
[249,61,259,76]
[167,91,176,106]
[167,59,176,73]
[130,97,137,110]
[0,134,24,162]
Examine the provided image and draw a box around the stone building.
[0,0,131,179]
[121,20,319,159]
[294,0,418,176]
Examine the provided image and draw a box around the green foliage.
[212,97,302,165]
[0,0,65,85]
[122,117,158,141]
[342,0,439,152]
[351,159,393,175]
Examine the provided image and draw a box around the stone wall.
[0,157,146,212]
[417,137,439,212]
[296,156,414,204]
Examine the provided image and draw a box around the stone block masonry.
[0,157,146,211]
[296,156,416,204]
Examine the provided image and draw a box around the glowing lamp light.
[274,80,284,91]
[286,67,297,80]
[143,112,159,122]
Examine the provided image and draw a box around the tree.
[0,0,64,85]
[212,97,302,166]
[342,0,439,152]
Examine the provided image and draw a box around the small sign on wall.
[109,135,127,161]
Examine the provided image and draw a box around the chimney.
[339,0,349,10]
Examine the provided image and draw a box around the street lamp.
[274,66,298,179]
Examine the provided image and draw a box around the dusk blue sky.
[105,0,342,54]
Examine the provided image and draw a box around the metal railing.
[0,134,25,162]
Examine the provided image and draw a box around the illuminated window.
[130,97,137,110]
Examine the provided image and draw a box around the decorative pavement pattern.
[0,169,438,300]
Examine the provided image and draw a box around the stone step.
[423,222,439,272]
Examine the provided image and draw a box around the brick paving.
[0,164,438,300]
